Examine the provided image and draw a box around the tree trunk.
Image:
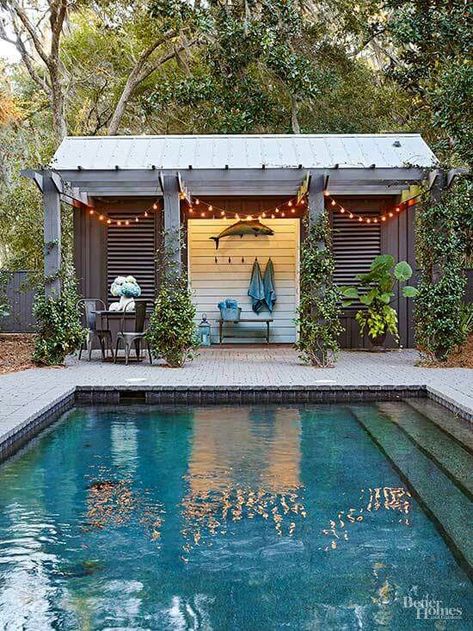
[108,72,140,135]
[50,76,67,140]
[291,96,300,134]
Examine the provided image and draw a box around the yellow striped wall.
[188,218,300,343]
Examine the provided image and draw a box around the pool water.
[0,403,472,629]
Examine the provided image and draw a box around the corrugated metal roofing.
[51,134,437,171]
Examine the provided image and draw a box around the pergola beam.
[55,167,427,187]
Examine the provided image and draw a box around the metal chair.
[77,298,114,361]
[114,300,153,365]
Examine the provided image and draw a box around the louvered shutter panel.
[107,214,156,302]
[332,210,381,308]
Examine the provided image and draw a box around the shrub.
[146,230,198,368]
[0,271,10,330]
[33,257,86,366]
[296,212,342,367]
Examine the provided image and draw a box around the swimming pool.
[0,402,472,629]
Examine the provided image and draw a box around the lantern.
[198,313,211,346]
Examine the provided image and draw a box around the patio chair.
[77,298,114,361]
[114,300,153,365]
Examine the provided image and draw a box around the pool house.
[24,134,437,347]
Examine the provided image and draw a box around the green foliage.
[145,230,198,368]
[386,0,473,167]
[32,256,86,366]
[296,212,342,367]
[341,254,417,344]
[0,271,10,329]
[415,183,469,361]
[459,302,473,340]
[146,0,407,134]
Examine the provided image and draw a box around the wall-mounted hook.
[228,257,231,264]
[241,256,245,263]
[214,256,218,264]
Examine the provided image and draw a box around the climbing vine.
[33,253,86,366]
[146,228,199,368]
[296,211,342,367]
[415,178,472,362]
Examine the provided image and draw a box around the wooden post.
[308,174,326,246]
[160,173,181,272]
[43,170,62,296]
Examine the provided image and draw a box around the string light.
[85,193,308,228]
[325,191,423,224]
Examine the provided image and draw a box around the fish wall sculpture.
[210,220,274,249]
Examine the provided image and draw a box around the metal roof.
[51,134,437,171]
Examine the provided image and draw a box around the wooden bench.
[217,318,273,344]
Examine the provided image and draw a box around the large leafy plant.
[33,256,86,366]
[341,255,418,345]
[145,229,198,368]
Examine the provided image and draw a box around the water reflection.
[322,486,412,550]
[181,407,306,555]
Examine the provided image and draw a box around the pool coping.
[1,383,472,464]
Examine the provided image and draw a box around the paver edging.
[1,383,472,464]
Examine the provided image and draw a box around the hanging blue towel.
[263,258,277,312]
[248,260,265,314]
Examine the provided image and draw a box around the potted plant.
[341,254,418,351]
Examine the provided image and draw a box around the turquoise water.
[0,403,472,629]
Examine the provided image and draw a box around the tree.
[0,0,70,140]
[383,0,472,166]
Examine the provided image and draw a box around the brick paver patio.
[0,347,472,450]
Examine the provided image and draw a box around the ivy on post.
[145,226,198,367]
[415,169,468,361]
[297,175,342,367]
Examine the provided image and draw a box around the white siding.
[188,218,299,343]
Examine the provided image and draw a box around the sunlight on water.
[0,404,471,629]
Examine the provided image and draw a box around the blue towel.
[248,260,265,314]
[263,258,276,312]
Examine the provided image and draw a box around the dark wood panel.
[107,214,156,303]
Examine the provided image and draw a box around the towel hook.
[228,256,231,264]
